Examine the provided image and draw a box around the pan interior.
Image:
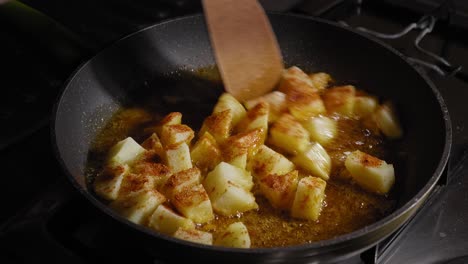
[54,14,447,245]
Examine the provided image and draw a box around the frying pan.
[8,2,451,263]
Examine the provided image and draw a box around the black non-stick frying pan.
[12,4,450,264]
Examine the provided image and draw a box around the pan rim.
[51,12,452,257]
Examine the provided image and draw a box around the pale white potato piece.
[148,205,195,235]
[227,153,248,170]
[244,91,287,122]
[302,115,337,146]
[204,162,257,216]
[249,145,295,178]
[94,164,129,201]
[292,142,331,180]
[165,142,192,173]
[374,103,403,139]
[354,96,378,118]
[110,189,166,225]
[174,228,213,245]
[205,162,253,192]
[213,93,247,127]
[291,176,326,221]
[107,137,146,166]
[214,222,251,248]
[344,150,395,194]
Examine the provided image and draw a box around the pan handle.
[0,0,95,70]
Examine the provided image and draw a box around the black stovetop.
[1,1,468,263]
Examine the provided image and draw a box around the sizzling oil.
[87,107,395,248]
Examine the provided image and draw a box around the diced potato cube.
[107,137,146,166]
[322,85,356,116]
[132,162,172,190]
[94,165,129,201]
[292,142,331,180]
[302,116,337,146]
[110,189,166,225]
[213,93,247,127]
[249,145,295,178]
[236,102,269,143]
[153,112,183,135]
[172,184,214,223]
[244,91,287,122]
[308,72,332,90]
[278,66,316,94]
[214,222,251,248]
[344,150,395,194]
[209,183,258,216]
[148,205,195,235]
[166,143,192,173]
[269,114,310,155]
[205,162,253,192]
[354,96,378,118]
[204,162,257,216]
[259,170,299,210]
[222,129,263,162]
[162,167,201,198]
[174,228,213,245]
[227,153,247,170]
[291,176,326,221]
[160,124,194,148]
[160,112,182,126]
[119,172,156,197]
[190,132,221,173]
[141,133,165,157]
[287,88,326,121]
[373,102,403,139]
[199,110,233,143]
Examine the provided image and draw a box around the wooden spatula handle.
[203,0,284,102]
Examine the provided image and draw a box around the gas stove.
[1,1,467,263]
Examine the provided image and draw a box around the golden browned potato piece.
[236,102,269,143]
[308,72,332,90]
[110,189,166,225]
[322,85,356,116]
[160,124,195,148]
[259,170,299,210]
[172,184,214,223]
[222,128,263,162]
[191,132,222,173]
[287,87,326,121]
[161,167,201,198]
[278,66,317,94]
[199,109,233,143]
[291,176,326,221]
[268,113,310,155]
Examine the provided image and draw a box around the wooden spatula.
[202,0,284,102]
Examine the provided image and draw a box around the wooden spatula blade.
[203,0,284,102]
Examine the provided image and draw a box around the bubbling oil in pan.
[86,68,396,248]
